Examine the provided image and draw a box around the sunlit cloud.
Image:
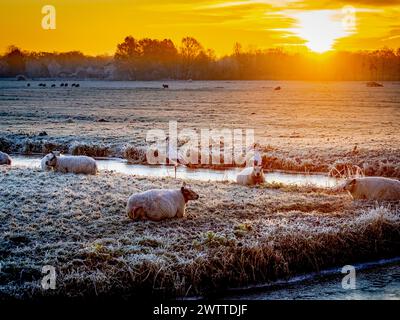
[286,9,356,52]
[0,0,399,55]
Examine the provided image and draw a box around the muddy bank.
[0,167,399,300]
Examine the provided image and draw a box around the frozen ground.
[1,80,399,300]
[0,80,399,176]
[0,167,399,300]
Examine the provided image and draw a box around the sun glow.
[292,10,355,53]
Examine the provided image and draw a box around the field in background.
[1,80,399,177]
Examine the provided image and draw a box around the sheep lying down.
[41,153,98,175]
[0,151,12,165]
[127,183,199,221]
[237,165,265,186]
[342,177,400,200]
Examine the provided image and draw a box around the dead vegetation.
[0,167,399,301]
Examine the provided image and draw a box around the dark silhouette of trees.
[115,36,179,80]
[0,37,399,80]
[3,46,26,77]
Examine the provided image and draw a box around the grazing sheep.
[41,152,98,175]
[0,151,12,165]
[163,84,169,89]
[341,177,400,200]
[237,165,265,186]
[126,183,199,221]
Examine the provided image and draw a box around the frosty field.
[1,167,399,300]
[0,80,400,300]
[1,80,400,176]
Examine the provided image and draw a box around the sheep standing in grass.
[41,152,98,175]
[341,177,400,200]
[0,151,12,165]
[126,183,199,221]
[237,165,265,186]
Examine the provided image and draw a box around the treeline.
[1,36,400,80]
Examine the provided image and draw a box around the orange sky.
[1,0,400,55]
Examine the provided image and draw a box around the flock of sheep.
[1,150,400,222]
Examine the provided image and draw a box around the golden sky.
[1,0,400,55]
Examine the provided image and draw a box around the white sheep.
[237,165,265,186]
[0,151,12,165]
[41,152,98,175]
[341,177,400,200]
[126,183,199,221]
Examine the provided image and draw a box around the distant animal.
[43,83,46,87]
[163,84,169,89]
[341,177,400,201]
[64,83,68,87]
[27,83,30,87]
[126,182,199,221]
[16,75,27,81]
[366,81,383,87]
[237,165,265,186]
[51,84,56,88]
[71,84,75,87]
[274,86,281,91]
[75,83,80,87]
[60,83,64,87]
[41,152,98,175]
[0,151,12,165]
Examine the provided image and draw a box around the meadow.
[1,167,399,300]
[1,81,400,176]
[0,80,400,300]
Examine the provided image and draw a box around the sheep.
[41,152,98,175]
[341,177,400,201]
[237,165,265,186]
[0,151,12,165]
[126,182,199,221]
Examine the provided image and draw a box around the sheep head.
[181,182,199,202]
[45,152,58,167]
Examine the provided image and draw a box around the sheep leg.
[176,207,185,218]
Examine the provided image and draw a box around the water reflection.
[11,155,338,187]
[223,261,400,300]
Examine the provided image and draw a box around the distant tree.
[4,45,26,76]
[115,36,141,59]
[180,37,205,79]
[114,36,141,79]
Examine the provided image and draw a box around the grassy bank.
[0,167,399,300]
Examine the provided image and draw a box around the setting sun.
[291,10,354,53]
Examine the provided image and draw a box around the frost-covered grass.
[1,167,399,301]
[1,81,399,177]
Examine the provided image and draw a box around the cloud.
[287,0,400,10]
